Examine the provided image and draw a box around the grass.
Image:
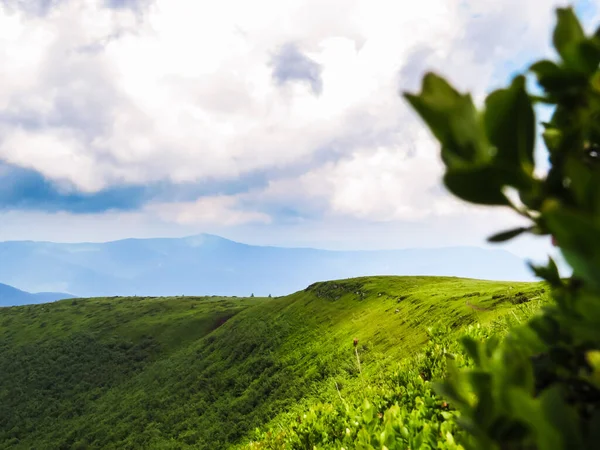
[0,276,548,449]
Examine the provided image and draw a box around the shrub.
[404,7,600,450]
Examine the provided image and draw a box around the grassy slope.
[0,295,261,449]
[0,277,546,449]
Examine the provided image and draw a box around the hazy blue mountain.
[0,234,535,298]
[0,282,75,307]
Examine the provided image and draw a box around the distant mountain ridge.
[0,282,75,307]
[0,233,536,298]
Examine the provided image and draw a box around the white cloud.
[0,0,585,236]
[147,195,271,226]
[0,127,105,191]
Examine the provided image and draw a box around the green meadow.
[0,276,548,449]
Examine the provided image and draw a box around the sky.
[0,0,598,262]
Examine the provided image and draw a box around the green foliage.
[0,277,542,449]
[245,332,465,450]
[0,295,259,449]
[242,299,547,449]
[404,7,600,450]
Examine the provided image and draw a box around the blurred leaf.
[484,76,535,174]
[552,8,600,75]
[470,373,495,429]
[584,410,600,449]
[404,73,490,169]
[443,168,510,206]
[487,416,529,443]
[564,153,600,215]
[433,379,470,410]
[553,8,585,63]
[488,227,531,243]
[529,60,588,95]
[542,127,563,155]
[508,323,547,354]
[540,387,582,450]
[402,7,600,450]
[578,37,600,74]
[528,257,562,286]
[467,371,492,400]
[508,388,563,450]
[543,200,600,289]
[460,337,481,365]
[499,347,535,393]
[528,315,561,347]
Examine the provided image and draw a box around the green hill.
[0,276,547,449]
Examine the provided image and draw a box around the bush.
[404,7,600,450]
[245,327,467,449]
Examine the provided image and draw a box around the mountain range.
[0,234,535,303]
[0,282,74,307]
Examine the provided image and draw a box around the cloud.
[0,0,590,238]
[0,0,60,17]
[271,42,323,95]
[254,136,507,223]
[147,195,271,226]
[0,163,147,212]
[103,0,151,12]
[0,162,272,213]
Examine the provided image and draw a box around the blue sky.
[0,0,597,262]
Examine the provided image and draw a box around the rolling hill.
[0,234,535,298]
[0,282,75,307]
[0,276,547,449]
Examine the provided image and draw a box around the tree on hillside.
[405,7,600,449]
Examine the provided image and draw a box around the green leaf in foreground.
[487,227,531,243]
[484,75,535,175]
[443,167,510,206]
[404,73,491,169]
[405,5,600,450]
[553,8,585,65]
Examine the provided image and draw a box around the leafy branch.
[404,7,600,450]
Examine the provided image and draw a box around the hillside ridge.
[0,275,547,449]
